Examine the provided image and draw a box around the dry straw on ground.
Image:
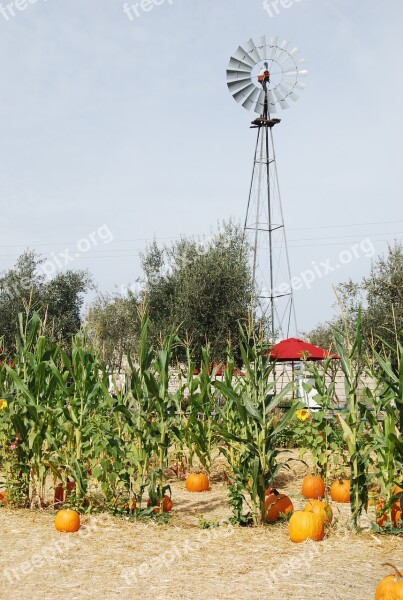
[1,458,402,599]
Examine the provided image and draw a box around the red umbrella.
[267,338,339,402]
[268,338,339,362]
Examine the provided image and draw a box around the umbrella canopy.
[268,338,339,362]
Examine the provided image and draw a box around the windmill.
[227,36,307,342]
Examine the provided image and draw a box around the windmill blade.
[245,38,261,63]
[273,87,290,110]
[295,58,306,65]
[234,46,257,67]
[277,50,294,68]
[272,40,286,62]
[278,84,300,102]
[227,77,252,93]
[289,46,299,57]
[267,90,277,113]
[228,56,254,72]
[280,39,289,50]
[226,68,252,81]
[257,35,267,60]
[268,36,278,60]
[284,69,308,77]
[254,89,265,114]
[233,83,256,103]
[242,87,260,111]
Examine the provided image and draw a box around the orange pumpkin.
[330,478,350,503]
[0,490,8,506]
[289,510,324,543]
[148,495,173,513]
[54,509,80,533]
[185,473,210,493]
[264,490,293,522]
[304,499,333,525]
[265,486,272,496]
[392,497,403,528]
[375,563,403,599]
[375,500,389,527]
[54,481,75,504]
[301,475,325,499]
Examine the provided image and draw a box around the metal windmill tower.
[227,36,307,342]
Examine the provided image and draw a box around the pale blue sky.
[0,0,402,332]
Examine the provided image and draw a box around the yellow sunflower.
[0,398,8,411]
[296,408,309,422]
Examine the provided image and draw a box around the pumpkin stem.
[382,563,403,582]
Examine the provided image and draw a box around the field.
[2,457,402,600]
[1,313,403,599]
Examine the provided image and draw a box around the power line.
[0,220,401,250]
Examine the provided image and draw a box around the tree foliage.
[307,242,403,358]
[86,292,140,370]
[0,251,91,354]
[140,222,254,363]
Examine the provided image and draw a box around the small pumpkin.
[304,499,333,525]
[185,473,210,493]
[330,478,350,503]
[54,509,80,533]
[289,510,324,543]
[0,490,8,506]
[148,495,173,513]
[375,500,388,527]
[264,490,293,522]
[375,563,403,599]
[392,496,403,528]
[54,481,75,504]
[301,475,325,499]
[265,486,272,496]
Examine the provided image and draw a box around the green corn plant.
[143,329,180,504]
[368,336,403,513]
[49,332,109,501]
[332,311,373,528]
[301,358,343,488]
[183,346,218,475]
[113,312,155,509]
[215,324,299,526]
[4,312,62,507]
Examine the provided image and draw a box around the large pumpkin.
[375,563,403,599]
[185,473,210,493]
[289,510,324,543]
[304,499,333,525]
[301,475,325,499]
[330,478,350,503]
[264,490,293,522]
[54,509,80,533]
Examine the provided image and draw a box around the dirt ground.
[1,458,402,600]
